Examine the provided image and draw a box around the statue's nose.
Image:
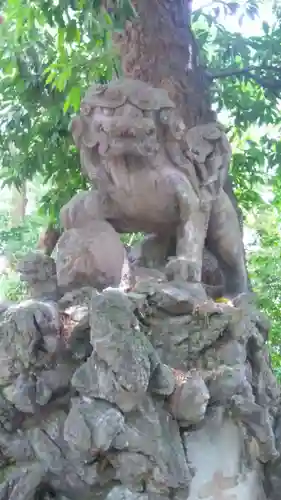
[99,117,156,138]
[114,103,144,119]
[99,119,138,136]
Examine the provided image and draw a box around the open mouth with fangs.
[94,121,159,157]
[98,137,159,157]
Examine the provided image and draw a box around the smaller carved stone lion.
[66,78,247,296]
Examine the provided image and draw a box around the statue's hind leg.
[207,191,248,297]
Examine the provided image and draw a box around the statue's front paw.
[165,256,201,282]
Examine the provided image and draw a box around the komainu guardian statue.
[65,78,247,296]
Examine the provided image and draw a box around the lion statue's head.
[71,78,187,179]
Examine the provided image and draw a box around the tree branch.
[206,65,281,95]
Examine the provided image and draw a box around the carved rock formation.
[128,234,225,299]
[0,251,279,500]
[56,221,128,292]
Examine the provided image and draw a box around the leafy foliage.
[247,206,281,379]
[0,272,27,302]
[0,210,47,301]
[0,212,44,260]
[191,1,281,211]
[0,0,120,220]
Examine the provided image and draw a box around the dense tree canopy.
[1,0,281,372]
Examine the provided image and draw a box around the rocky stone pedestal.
[0,252,279,499]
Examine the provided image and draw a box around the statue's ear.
[80,144,103,182]
[72,112,101,149]
[70,116,83,148]
[159,109,185,141]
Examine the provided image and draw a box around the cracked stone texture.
[55,221,129,293]
[16,251,59,301]
[0,251,279,499]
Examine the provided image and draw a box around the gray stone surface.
[0,279,278,499]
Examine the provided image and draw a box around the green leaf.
[64,86,81,112]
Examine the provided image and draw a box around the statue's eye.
[81,104,91,116]
[102,107,114,116]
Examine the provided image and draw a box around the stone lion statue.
[65,78,247,296]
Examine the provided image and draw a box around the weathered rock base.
[0,252,279,500]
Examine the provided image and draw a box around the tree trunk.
[37,223,61,256]
[115,0,213,128]
[9,183,27,226]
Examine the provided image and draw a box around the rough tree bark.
[115,0,213,128]
[10,183,27,226]
[37,223,61,256]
